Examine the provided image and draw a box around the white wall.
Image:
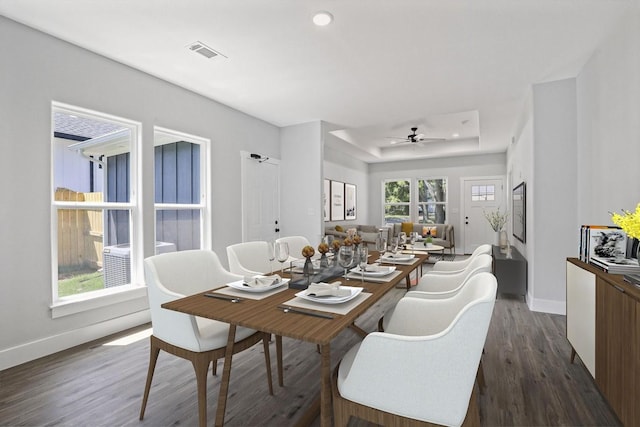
[0,17,280,369]
[576,10,640,224]
[279,121,324,245]
[368,153,507,253]
[323,133,370,228]
[506,8,640,315]
[530,78,578,314]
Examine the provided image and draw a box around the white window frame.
[382,178,412,224]
[50,102,142,318]
[153,126,211,251]
[416,176,449,224]
[382,177,449,224]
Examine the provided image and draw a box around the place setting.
[281,281,372,316]
[212,274,290,300]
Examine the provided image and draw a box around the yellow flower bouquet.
[611,203,640,240]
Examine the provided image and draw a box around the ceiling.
[0,0,633,163]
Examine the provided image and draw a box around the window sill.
[50,285,148,319]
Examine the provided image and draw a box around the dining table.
[161,250,428,427]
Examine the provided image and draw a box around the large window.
[383,179,411,223]
[417,178,447,224]
[52,103,139,300]
[154,127,210,252]
[383,177,448,224]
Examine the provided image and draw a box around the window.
[52,103,139,301]
[154,128,210,252]
[383,177,449,224]
[383,179,411,223]
[417,178,447,224]
[471,184,495,201]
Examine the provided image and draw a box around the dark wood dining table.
[161,251,428,427]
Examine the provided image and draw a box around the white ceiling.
[0,0,633,162]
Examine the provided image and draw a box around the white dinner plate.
[380,253,415,262]
[295,286,363,304]
[226,278,289,293]
[350,265,396,277]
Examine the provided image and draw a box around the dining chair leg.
[276,335,284,387]
[212,358,218,376]
[139,336,161,420]
[476,359,486,393]
[262,333,274,395]
[192,353,211,427]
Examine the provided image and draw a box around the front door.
[462,177,505,254]
[241,153,280,242]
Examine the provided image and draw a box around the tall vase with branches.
[484,208,509,246]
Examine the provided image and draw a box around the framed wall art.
[323,179,330,222]
[345,183,356,220]
[330,180,344,221]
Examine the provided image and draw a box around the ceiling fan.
[386,127,446,145]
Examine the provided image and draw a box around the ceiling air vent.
[187,41,226,59]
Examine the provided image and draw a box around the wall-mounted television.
[512,182,526,243]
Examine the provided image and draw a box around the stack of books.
[580,225,640,274]
[590,256,640,275]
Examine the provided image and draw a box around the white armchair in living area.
[140,250,279,427]
[333,273,497,427]
[431,244,492,273]
[226,241,278,276]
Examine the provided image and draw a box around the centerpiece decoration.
[611,203,640,259]
[331,239,342,266]
[318,242,330,267]
[424,230,433,247]
[484,208,509,246]
[301,245,316,282]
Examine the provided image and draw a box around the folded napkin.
[382,252,401,258]
[306,282,351,297]
[359,264,386,272]
[243,274,281,288]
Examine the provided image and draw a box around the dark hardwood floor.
[0,281,621,426]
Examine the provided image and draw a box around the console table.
[492,245,527,300]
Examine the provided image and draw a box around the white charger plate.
[295,286,363,304]
[226,278,289,293]
[350,265,396,277]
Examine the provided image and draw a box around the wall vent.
[187,41,227,59]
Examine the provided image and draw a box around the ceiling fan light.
[313,11,333,26]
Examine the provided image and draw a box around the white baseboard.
[527,295,566,315]
[0,310,150,371]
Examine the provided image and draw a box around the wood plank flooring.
[0,284,621,426]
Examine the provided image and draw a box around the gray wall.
[0,16,280,368]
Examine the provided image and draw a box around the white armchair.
[414,254,493,296]
[334,273,497,427]
[140,250,277,427]
[431,244,492,273]
[226,241,278,276]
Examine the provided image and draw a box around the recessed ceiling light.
[313,11,333,26]
[452,133,460,138]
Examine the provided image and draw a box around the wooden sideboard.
[566,258,639,426]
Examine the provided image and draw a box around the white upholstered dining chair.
[275,235,317,261]
[431,244,492,273]
[333,272,497,427]
[140,250,277,427]
[414,254,493,296]
[226,241,278,276]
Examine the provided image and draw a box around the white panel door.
[462,177,505,254]
[241,154,280,243]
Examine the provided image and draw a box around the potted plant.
[484,208,509,246]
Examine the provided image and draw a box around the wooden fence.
[55,188,104,271]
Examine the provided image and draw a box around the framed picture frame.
[512,181,526,243]
[330,181,345,221]
[323,179,330,222]
[345,183,356,220]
